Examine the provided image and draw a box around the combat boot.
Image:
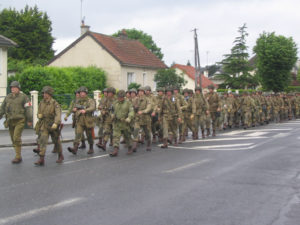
[167,135,173,145]
[56,153,64,163]
[87,144,94,154]
[152,134,157,143]
[132,141,138,152]
[96,138,103,148]
[99,141,107,151]
[206,128,210,137]
[110,147,118,157]
[174,137,178,146]
[201,129,205,139]
[161,139,168,148]
[127,146,134,155]
[79,140,86,149]
[212,129,216,137]
[33,144,40,154]
[68,143,79,155]
[11,157,22,164]
[146,140,152,151]
[34,156,45,166]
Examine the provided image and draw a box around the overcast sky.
[1,0,299,67]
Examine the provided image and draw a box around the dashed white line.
[163,159,211,173]
[0,198,84,225]
[64,154,109,164]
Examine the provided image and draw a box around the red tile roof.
[172,64,217,88]
[48,31,167,69]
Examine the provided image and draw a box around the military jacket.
[184,95,196,114]
[37,98,61,130]
[99,96,115,123]
[75,97,96,128]
[159,95,182,120]
[194,93,208,115]
[0,92,33,122]
[175,93,188,111]
[205,92,221,112]
[113,99,134,122]
[240,96,255,111]
[225,97,236,113]
[132,95,152,125]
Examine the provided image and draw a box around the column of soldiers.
[3,81,300,166]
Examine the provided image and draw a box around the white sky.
[1,0,299,67]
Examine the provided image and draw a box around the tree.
[0,5,55,64]
[253,32,298,92]
[217,24,257,89]
[154,68,187,89]
[113,28,164,60]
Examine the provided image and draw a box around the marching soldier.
[68,86,96,155]
[240,91,255,129]
[194,87,209,139]
[96,88,108,148]
[97,87,115,151]
[0,81,33,164]
[110,90,135,157]
[34,86,63,166]
[205,85,221,136]
[132,87,152,152]
[158,87,182,148]
[182,89,196,140]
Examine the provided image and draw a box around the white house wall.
[0,47,8,102]
[174,68,195,90]
[48,36,122,88]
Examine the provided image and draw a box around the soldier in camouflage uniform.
[194,87,209,139]
[158,87,183,148]
[132,87,152,152]
[182,88,196,141]
[240,91,255,129]
[145,86,157,143]
[205,85,221,136]
[226,92,236,128]
[34,86,63,166]
[97,88,115,151]
[152,87,165,142]
[68,86,96,155]
[95,88,108,148]
[110,90,135,157]
[0,81,33,164]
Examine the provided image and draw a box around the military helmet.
[207,84,215,90]
[182,88,189,93]
[117,90,126,98]
[195,86,202,92]
[103,88,108,93]
[42,86,54,95]
[156,87,165,92]
[78,86,88,93]
[130,88,137,93]
[10,81,21,89]
[107,87,116,94]
[165,86,173,92]
[173,85,180,91]
[188,89,194,94]
[144,86,151,91]
[138,87,145,92]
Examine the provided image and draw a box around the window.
[143,73,146,86]
[127,72,135,86]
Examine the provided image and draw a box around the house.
[48,25,167,90]
[0,35,17,102]
[172,64,217,91]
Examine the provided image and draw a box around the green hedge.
[216,89,257,94]
[8,66,107,109]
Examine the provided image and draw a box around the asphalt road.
[0,120,300,225]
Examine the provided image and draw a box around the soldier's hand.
[38,114,43,119]
[64,116,68,121]
[80,109,86,114]
[51,123,58,130]
[217,107,221,112]
[27,122,32,127]
[125,118,131,123]
[178,118,182,123]
[190,114,194,120]
[206,110,210,115]
[72,108,77,112]
[151,112,156,117]
[138,111,143,115]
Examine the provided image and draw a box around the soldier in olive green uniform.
[194,87,209,139]
[97,88,115,151]
[110,90,135,157]
[240,91,255,129]
[182,89,196,141]
[152,87,165,142]
[132,87,152,151]
[34,86,63,166]
[205,85,221,136]
[68,86,96,155]
[95,88,108,148]
[158,87,183,148]
[173,86,187,144]
[0,81,33,164]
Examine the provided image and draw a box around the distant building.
[172,64,217,91]
[48,24,167,90]
[0,35,17,102]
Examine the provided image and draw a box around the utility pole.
[192,29,201,88]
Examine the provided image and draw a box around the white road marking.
[245,132,268,137]
[163,159,211,173]
[64,154,109,164]
[272,133,289,138]
[184,136,266,143]
[171,143,253,150]
[0,198,84,225]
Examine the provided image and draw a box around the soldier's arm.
[65,100,75,118]
[141,98,152,114]
[23,95,33,123]
[85,99,96,113]
[191,98,196,114]
[54,102,62,125]
[127,101,135,120]
[176,98,183,120]
[180,96,188,111]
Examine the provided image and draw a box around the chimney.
[80,20,90,35]
[119,29,128,39]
